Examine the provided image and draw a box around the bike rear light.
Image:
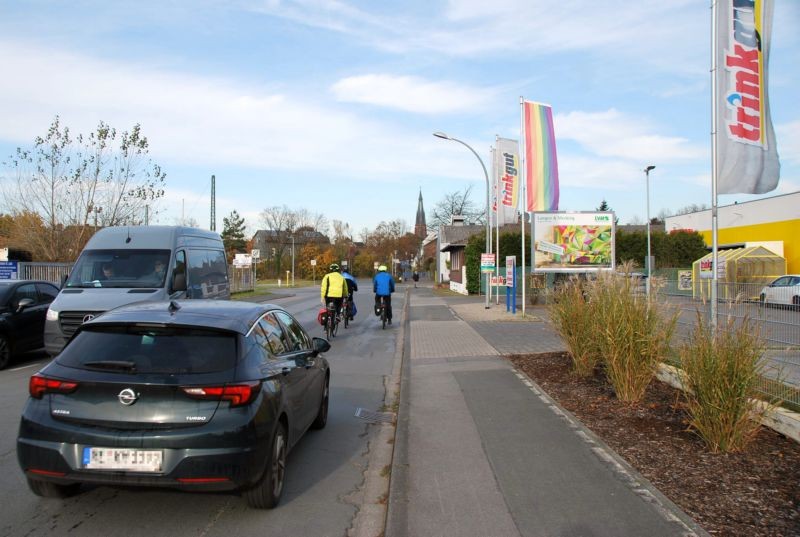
[182,381,261,407]
[29,374,78,399]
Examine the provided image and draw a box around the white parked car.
[759,275,800,308]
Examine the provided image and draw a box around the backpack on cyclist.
[317,307,329,326]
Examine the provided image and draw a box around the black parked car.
[17,299,331,508]
[0,279,60,369]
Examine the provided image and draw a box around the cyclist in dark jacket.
[373,264,395,324]
[342,269,358,320]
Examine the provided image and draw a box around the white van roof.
[84,226,224,250]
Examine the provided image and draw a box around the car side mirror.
[172,272,187,293]
[311,337,331,356]
[16,297,35,313]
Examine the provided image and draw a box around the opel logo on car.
[118,388,138,406]
[83,314,95,323]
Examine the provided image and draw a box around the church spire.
[414,189,427,238]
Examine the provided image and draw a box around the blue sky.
[0,1,798,239]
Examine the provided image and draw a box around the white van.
[44,226,230,355]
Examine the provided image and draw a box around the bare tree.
[260,205,301,274]
[430,185,484,228]
[674,203,710,216]
[295,208,329,236]
[2,116,166,261]
[331,220,352,244]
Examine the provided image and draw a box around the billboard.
[533,212,615,273]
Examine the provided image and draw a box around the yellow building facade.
[664,191,800,274]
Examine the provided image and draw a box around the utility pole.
[210,175,216,231]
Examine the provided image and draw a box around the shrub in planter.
[549,277,600,377]
[679,313,770,453]
[588,269,677,402]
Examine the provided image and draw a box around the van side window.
[187,249,229,299]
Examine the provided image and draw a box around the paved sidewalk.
[386,285,708,537]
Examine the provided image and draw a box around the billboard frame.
[532,211,616,273]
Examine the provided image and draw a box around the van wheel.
[243,422,287,509]
[0,335,11,370]
[26,477,81,498]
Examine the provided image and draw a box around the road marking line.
[9,362,46,372]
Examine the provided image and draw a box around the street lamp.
[433,131,491,309]
[644,165,656,296]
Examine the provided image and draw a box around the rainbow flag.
[522,100,559,212]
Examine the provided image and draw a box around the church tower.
[414,190,427,239]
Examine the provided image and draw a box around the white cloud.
[0,39,464,182]
[331,74,493,114]
[555,109,706,162]
[248,0,705,76]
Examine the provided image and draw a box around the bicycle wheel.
[325,304,335,339]
[381,300,386,330]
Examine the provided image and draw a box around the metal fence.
[17,262,73,284]
[229,266,255,293]
[656,280,800,408]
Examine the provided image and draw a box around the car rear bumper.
[17,436,266,491]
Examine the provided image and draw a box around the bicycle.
[325,301,339,339]
[378,296,387,330]
[341,297,350,329]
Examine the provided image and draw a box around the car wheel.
[310,376,329,430]
[244,422,287,509]
[793,296,800,311]
[0,335,11,370]
[759,293,766,308]
[26,477,81,498]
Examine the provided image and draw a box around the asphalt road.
[0,283,398,537]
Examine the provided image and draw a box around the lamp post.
[433,131,491,309]
[644,165,656,296]
[291,235,295,287]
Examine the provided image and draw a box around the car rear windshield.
[56,326,238,374]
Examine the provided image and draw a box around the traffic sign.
[480,253,496,273]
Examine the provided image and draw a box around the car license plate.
[82,447,163,472]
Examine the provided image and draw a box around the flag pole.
[520,97,527,317]
[710,0,719,328]
[491,140,500,305]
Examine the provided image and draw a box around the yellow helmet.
[378,265,387,271]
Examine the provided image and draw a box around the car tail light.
[181,381,261,407]
[177,477,230,484]
[29,374,78,399]
[28,468,67,477]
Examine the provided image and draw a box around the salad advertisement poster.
[533,212,615,272]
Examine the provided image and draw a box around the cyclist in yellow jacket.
[320,263,348,316]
